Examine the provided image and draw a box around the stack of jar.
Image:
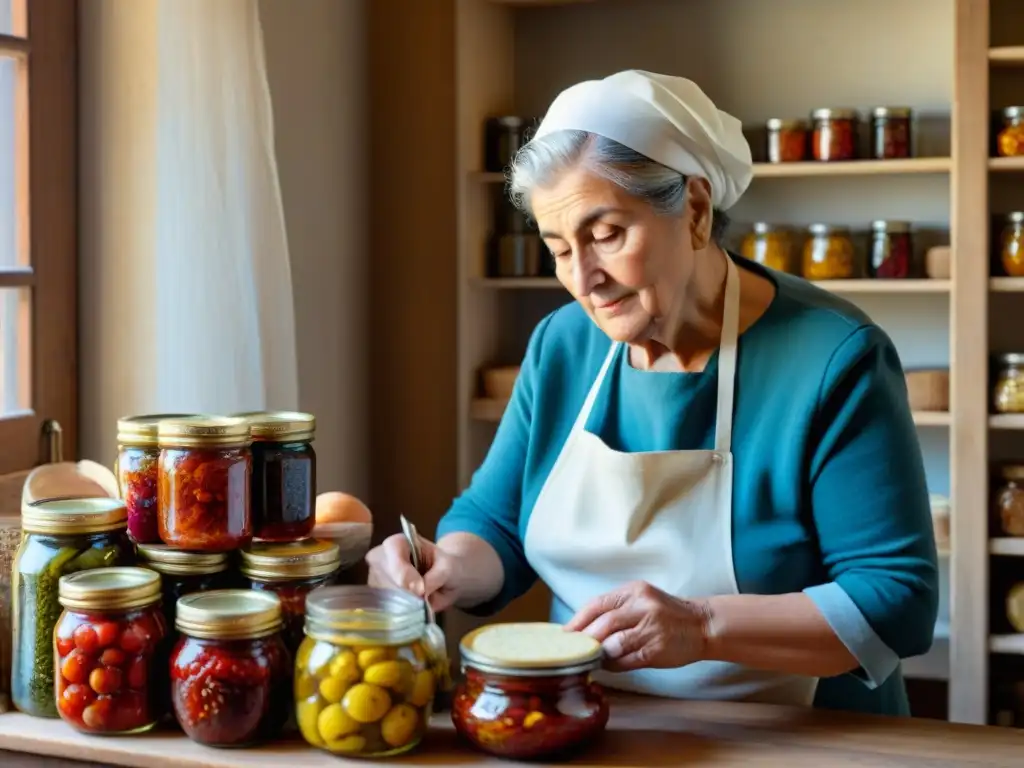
[765,106,914,163]
[740,220,919,280]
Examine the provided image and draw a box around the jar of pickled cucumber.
[295,586,436,758]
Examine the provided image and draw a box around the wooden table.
[1,694,1023,767]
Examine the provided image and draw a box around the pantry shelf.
[989,414,1024,430]
[989,635,1024,655]
[990,277,1024,292]
[752,158,951,178]
[989,538,1024,556]
[989,157,1024,172]
[474,277,951,293]
[988,46,1024,64]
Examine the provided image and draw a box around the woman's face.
[530,167,712,344]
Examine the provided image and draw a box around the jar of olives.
[295,586,437,758]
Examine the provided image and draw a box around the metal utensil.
[399,515,452,694]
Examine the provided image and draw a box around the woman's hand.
[365,533,463,612]
[564,581,712,672]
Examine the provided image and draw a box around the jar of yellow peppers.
[295,586,437,758]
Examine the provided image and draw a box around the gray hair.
[507,130,730,243]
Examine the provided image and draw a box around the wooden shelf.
[990,277,1024,292]
[914,411,952,427]
[989,157,1024,172]
[989,414,1024,430]
[990,635,1024,655]
[989,46,1024,65]
[989,538,1024,556]
[474,277,561,289]
[752,158,951,178]
[474,277,950,293]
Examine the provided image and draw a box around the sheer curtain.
[79,0,298,460]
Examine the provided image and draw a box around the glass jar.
[994,353,1024,414]
[234,411,316,542]
[999,212,1024,277]
[295,586,436,758]
[739,223,795,273]
[869,220,915,278]
[240,539,341,655]
[997,107,1024,158]
[11,498,135,718]
[452,622,609,760]
[811,108,858,162]
[171,590,291,747]
[136,544,232,642]
[116,413,194,543]
[157,416,253,552]
[765,118,808,163]
[996,465,1024,537]
[803,224,857,280]
[870,107,912,160]
[54,567,167,734]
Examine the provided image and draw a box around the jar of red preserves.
[811,108,859,162]
[765,118,808,163]
[239,539,341,655]
[117,413,194,544]
[54,567,168,735]
[157,416,253,552]
[870,107,913,160]
[234,411,316,542]
[170,589,291,747]
[452,622,609,760]
[869,220,916,278]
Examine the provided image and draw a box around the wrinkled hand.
[365,533,462,612]
[564,581,711,672]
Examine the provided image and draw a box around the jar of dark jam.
[239,539,341,656]
[869,220,915,278]
[136,544,232,641]
[171,590,291,747]
[234,411,316,542]
[870,107,912,159]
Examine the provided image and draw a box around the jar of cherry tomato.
[136,544,232,641]
[811,108,859,162]
[171,590,291,747]
[117,413,194,544]
[239,539,341,655]
[54,567,168,735]
[452,622,609,760]
[234,411,316,542]
[157,416,253,552]
[294,586,436,758]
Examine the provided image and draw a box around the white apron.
[523,256,818,706]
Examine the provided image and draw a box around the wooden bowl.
[311,522,374,569]
[482,366,520,400]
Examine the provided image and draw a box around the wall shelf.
[990,538,1024,556]
[990,277,1024,292]
[990,635,1024,655]
[989,414,1024,430]
[989,157,1024,172]
[988,46,1024,64]
[752,158,951,178]
[474,277,951,293]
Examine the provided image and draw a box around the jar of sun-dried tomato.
[116,414,195,544]
[157,416,253,552]
[765,118,808,163]
[811,108,859,162]
[869,220,916,278]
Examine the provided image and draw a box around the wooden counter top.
[1,694,1023,767]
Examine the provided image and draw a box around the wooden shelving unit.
[453,0,1024,726]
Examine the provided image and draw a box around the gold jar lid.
[765,118,807,131]
[239,539,341,581]
[811,108,858,121]
[117,413,199,447]
[176,589,283,640]
[808,223,850,236]
[22,497,128,535]
[233,411,316,443]
[137,543,230,576]
[871,220,911,234]
[157,416,252,449]
[59,566,162,612]
[460,622,603,677]
[305,586,424,646]
[871,106,912,119]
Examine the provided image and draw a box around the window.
[0,0,76,491]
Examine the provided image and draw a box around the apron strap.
[714,255,741,454]
[570,341,620,434]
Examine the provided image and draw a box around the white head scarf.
[532,70,753,210]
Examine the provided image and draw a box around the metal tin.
[117,413,198,447]
[58,566,162,612]
[459,622,603,677]
[239,539,340,581]
[304,585,425,646]
[137,543,230,577]
[176,589,283,640]
[21,497,128,535]
[233,411,316,443]
[157,416,252,449]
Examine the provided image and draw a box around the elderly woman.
[367,70,938,716]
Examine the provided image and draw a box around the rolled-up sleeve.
[804,325,939,688]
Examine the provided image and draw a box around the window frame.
[0,0,78,494]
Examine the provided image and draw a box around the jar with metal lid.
[240,539,340,654]
[452,621,609,760]
[994,353,1024,414]
[484,116,532,173]
[740,223,795,273]
[997,107,1024,157]
[54,567,167,734]
[996,465,1024,537]
[811,108,859,162]
[116,413,194,544]
[295,586,436,758]
[11,498,135,718]
[766,118,808,163]
[870,107,912,159]
[803,224,857,280]
[999,212,1024,277]
[234,411,316,542]
[136,544,233,640]
[157,416,253,552]
[171,590,291,747]
[869,220,915,278]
